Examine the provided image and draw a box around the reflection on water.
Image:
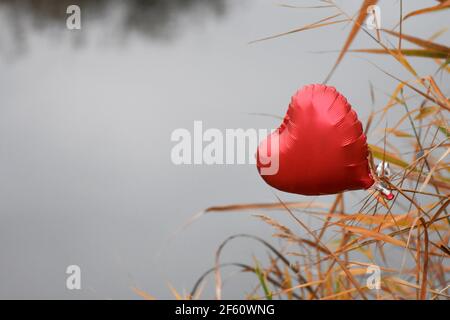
[0,0,228,55]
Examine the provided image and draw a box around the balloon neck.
[374,182,394,200]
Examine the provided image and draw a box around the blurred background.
[0,0,448,299]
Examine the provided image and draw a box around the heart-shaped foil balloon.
[257,84,374,196]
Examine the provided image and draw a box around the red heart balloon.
[257,84,374,195]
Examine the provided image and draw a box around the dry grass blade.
[319,286,368,300]
[369,144,409,168]
[272,279,325,297]
[387,277,450,298]
[415,106,439,120]
[249,14,347,44]
[403,0,450,21]
[131,287,156,300]
[420,147,450,191]
[350,48,449,59]
[419,218,430,300]
[385,128,414,138]
[337,224,407,247]
[323,0,379,82]
[382,29,450,54]
[168,283,185,300]
[278,4,335,9]
[178,201,328,234]
[205,201,328,213]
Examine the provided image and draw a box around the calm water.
[0,0,447,298]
